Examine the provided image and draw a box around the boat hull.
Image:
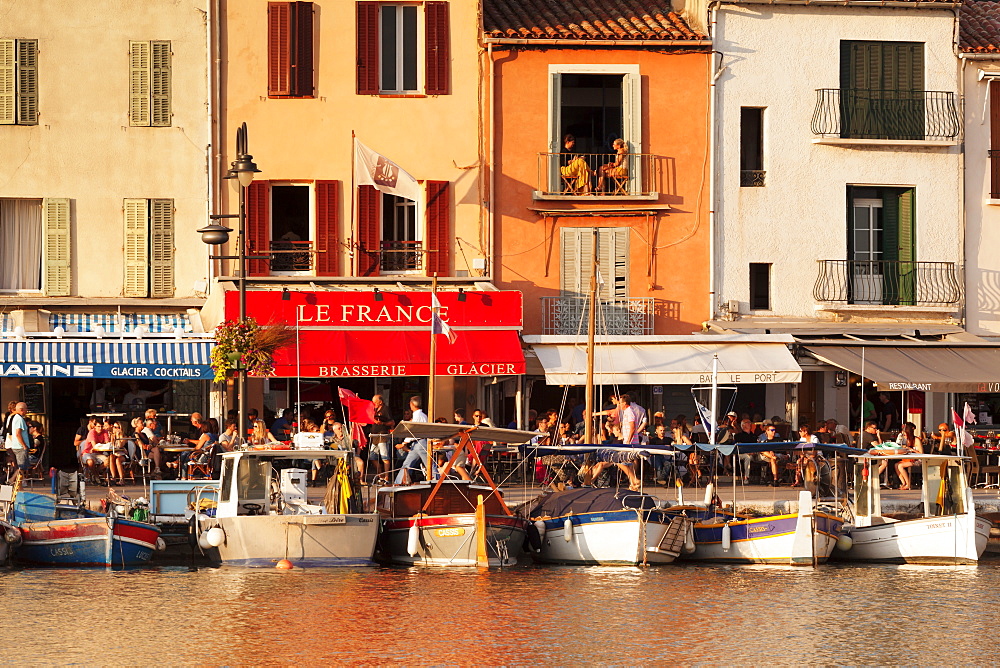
[835,514,991,564]
[18,517,160,567]
[380,514,527,567]
[532,510,689,565]
[678,511,844,565]
[204,513,379,567]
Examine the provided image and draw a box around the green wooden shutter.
[150,41,171,127]
[16,39,37,125]
[42,198,71,296]
[0,39,15,125]
[123,198,150,297]
[129,41,150,126]
[149,198,174,297]
[897,188,916,305]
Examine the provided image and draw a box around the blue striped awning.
[48,313,193,333]
[0,340,214,379]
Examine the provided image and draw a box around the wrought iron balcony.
[541,296,655,335]
[268,240,315,272]
[813,260,961,307]
[536,152,659,197]
[380,240,423,272]
[811,89,960,141]
[990,149,1000,199]
[740,170,765,187]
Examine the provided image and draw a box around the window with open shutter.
[560,227,629,299]
[356,2,379,94]
[1,39,38,126]
[129,41,151,126]
[123,199,150,297]
[425,181,449,276]
[840,41,924,140]
[424,2,449,95]
[315,180,339,276]
[149,198,174,297]
[268,2,314,97]
[150,41,171,126]
[42,198,71,296]
[357,185,381,276]
[991,81,1000,199]
[246,181,271,276]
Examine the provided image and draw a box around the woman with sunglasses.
[757,424,784,486]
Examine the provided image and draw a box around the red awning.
[270,330,525,378]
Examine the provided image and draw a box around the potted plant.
[210,318,295,383]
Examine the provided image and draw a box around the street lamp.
[198,121,260,445]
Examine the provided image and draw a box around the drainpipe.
[488,41,495,280]
[708,1,722,322]
[956,7,968,332]
[205,0,221,297]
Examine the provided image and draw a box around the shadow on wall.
[974,269,1000,316]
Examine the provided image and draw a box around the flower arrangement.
[210,318,296,383]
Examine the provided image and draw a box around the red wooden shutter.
[315,180,339,276]
[357,2,379,95]
[357,185,381,276]
[246,181,271,277]
[268,2,292,96]
[991,81,1000,199]
[292,2,314,96]
[424,2,450,96]
[425,181,450,276]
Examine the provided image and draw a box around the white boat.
[834,453,990,564]
[195,448,379,567]
[521,486,691,566]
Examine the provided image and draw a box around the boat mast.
[585,227,598,444]
[429,274,438,477]
[710,354,719,446]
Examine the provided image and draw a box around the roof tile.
[961,1,1000,53]
[483,0,707,41]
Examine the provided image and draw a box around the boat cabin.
[852,454,971,526]
[376,480,508,518]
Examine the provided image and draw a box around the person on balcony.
[559,134,591,194]
[597,138,629,193]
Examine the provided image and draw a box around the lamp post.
[198,122,260,445]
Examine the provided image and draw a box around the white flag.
[354,139,421,202]
[963,402,977,448]
[430,293,457,344]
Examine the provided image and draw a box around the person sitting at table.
[249,419,280,446]
[80,419,110,483]
[106,421,130,485]
[596,138,629,193]
[183,412,204,447]
[144,408,164,438]
[182,419,218,479]
[931,422,956,455]
[894,421,924,490]
[218,419,240,452]
[139,417,164,476]
[559,134,591,194]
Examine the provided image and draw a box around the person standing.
[395,396,428,485]
[6,402,30,478]
[369,394,394,478]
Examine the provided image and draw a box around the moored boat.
[195,448,379,567]
[834,453,990,564]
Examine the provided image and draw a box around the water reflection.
[3,560,998,664]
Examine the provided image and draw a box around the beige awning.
[803,345,1000,393]
[531,339,802,386]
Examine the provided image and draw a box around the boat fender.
[683,522,696,554]
[197,531,212,550]
[836,534,854,552]
[676,479,684,505]
[206,527,226,548]
[275,559,293,570]
[563,518,573,542]
[703,483,715,506]
[533,519,547,540]
[406,522,421,557]
[155,537,167,552]
[721,522,732,552]
[524,523,542,553]
[4,527,21,544]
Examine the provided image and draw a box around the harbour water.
[6,560,1000,665]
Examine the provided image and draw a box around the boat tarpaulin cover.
[522,488,660,519]
[532,341,801,385]
[803,345,1000,393]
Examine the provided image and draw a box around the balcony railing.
[380,240,423,272]
[536,152,658,197]
[813,260,961,306]
[541,296,655,335]
[740,170,766,187]
[990,150,1000,199]
[811,89,960,141]
[268,240,315,272]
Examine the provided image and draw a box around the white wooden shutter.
[16,39,37,125]
[150,41,170,127]
[608,227,629,299]
[0,39,14,125]
[123,198,149,297]
[42,198,71,296]
[548,72,562,191]
[560,227,584,297]
[129,41,150,126]
[623,71,642,191]
[149,198,174,297]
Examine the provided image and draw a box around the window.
[356,181,449,276]
[847,186,915,305]
[0,39,38,125]
[560,227,629,299]
[840,41,924,140]
[740,108,764,187]
[991,80,1000,198]
[356,2,450,96]
[124,199,174,297]
[267,2,314,97]
[749,263,771,310]
[129,41,171,126]
[245,180,341,277]
[0,199,42,291]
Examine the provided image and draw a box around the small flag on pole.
[431,293,457,344]
[354,139,422,202]
[338,387,376,425]
[963,402,977,448]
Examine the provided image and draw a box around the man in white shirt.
[395,395,430,484]
[6,402,30,473]
[619,394,640,446]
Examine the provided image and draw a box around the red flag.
[351,422,368,452]
[339,387,376,425]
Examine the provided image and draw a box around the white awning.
[531,338,802,385]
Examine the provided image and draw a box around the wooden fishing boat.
[377,423,534,567]
[12,491,161,567]
[195,448,378,567]
[833,453,990,564]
